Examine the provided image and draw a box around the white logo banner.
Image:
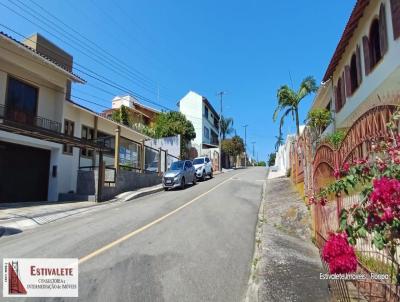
[3,258,78,297]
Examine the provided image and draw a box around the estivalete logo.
[3,258,78,297]
[7,261,27,295]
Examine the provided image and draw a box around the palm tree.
[274,135,284,151]
[220,116,234,140]
[273,76,318,136]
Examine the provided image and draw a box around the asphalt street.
[0,167,266,302]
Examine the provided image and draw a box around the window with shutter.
[345,65,352,97]
[336,79,343,113]
[390,0,400,39]
[362,36,371,75]
[369,19,382,70]
[356,45,362,86]
[334,86,339,112]
[340,72,346,107]
[379,4,388,55]
[349,55,359,94]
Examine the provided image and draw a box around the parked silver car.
[163,160,196,190]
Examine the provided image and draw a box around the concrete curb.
[244,173,268,302]
[117,185,164,202]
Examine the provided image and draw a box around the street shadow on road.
[0,226,22,237]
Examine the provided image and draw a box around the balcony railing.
[0,104,61,133]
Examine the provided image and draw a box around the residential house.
[178,91,220,155]
[310,0,400,135]
[100,95,159,127]
[0,32,150,202]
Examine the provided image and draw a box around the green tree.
[220,116,234,140]
[326,129,346,150]
[111,105,132,127]
[267,153,276,167]
[221,135,245,157]
[152,111,196,157]
[306,108,332,137]
[273,76,318,136]
[257,161,267,167]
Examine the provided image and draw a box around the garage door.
[0,141,50,202]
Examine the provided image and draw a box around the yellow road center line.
[78,172,246,264]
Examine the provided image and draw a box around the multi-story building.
[0,32,149,202]
[100,95,159,128]
[310,0,400,134]
[178,91,220,154]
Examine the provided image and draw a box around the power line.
[26,0,165,91]
[1,0,173,100]
[0,24,175,111]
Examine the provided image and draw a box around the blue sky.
[0,0,355,161]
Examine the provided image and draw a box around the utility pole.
[243,124,248,168]
[251,141,256,159]
[217,91,225,172]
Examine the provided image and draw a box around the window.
[203,126,209,139]
[120,137,140,170]
[369,19,382,69]
[336,78,344,112]
[81,125,94,157]
[193,158,204,165]
[63,120,74,154]
[363,5,388,75]
[391,0,400,40]
[205,158,210,163]
[204,106,209,119]
[185,161,192,169]
[325,101,331,112]
[350,53,359,93]
[6,76,38,124]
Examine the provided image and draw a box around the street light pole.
[217,91,225,172]
[251,141,256,159]
[243,124,248,168]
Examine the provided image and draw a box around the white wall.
[179,91,203,146]
[275,134,294,174]
[145,135,180,158]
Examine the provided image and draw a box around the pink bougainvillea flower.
[308,196,316,205]
[342,162,350,173]
[319,197,327,206]
[333,168,340,179]
[382,207,394,223]
[354,158,367,165]
[322,233,357,274]
[370,177,400,208]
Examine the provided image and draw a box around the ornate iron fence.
[310,105,400,301]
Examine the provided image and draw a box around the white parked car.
[193,157,213,181]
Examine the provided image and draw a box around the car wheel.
[193,175,197,185]
[180,177,185,189]
[202,171,206,181]
[164,188,169,191]
[210,169,213,178]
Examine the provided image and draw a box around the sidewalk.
[246,176,330,302]
[0,184,163,236]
